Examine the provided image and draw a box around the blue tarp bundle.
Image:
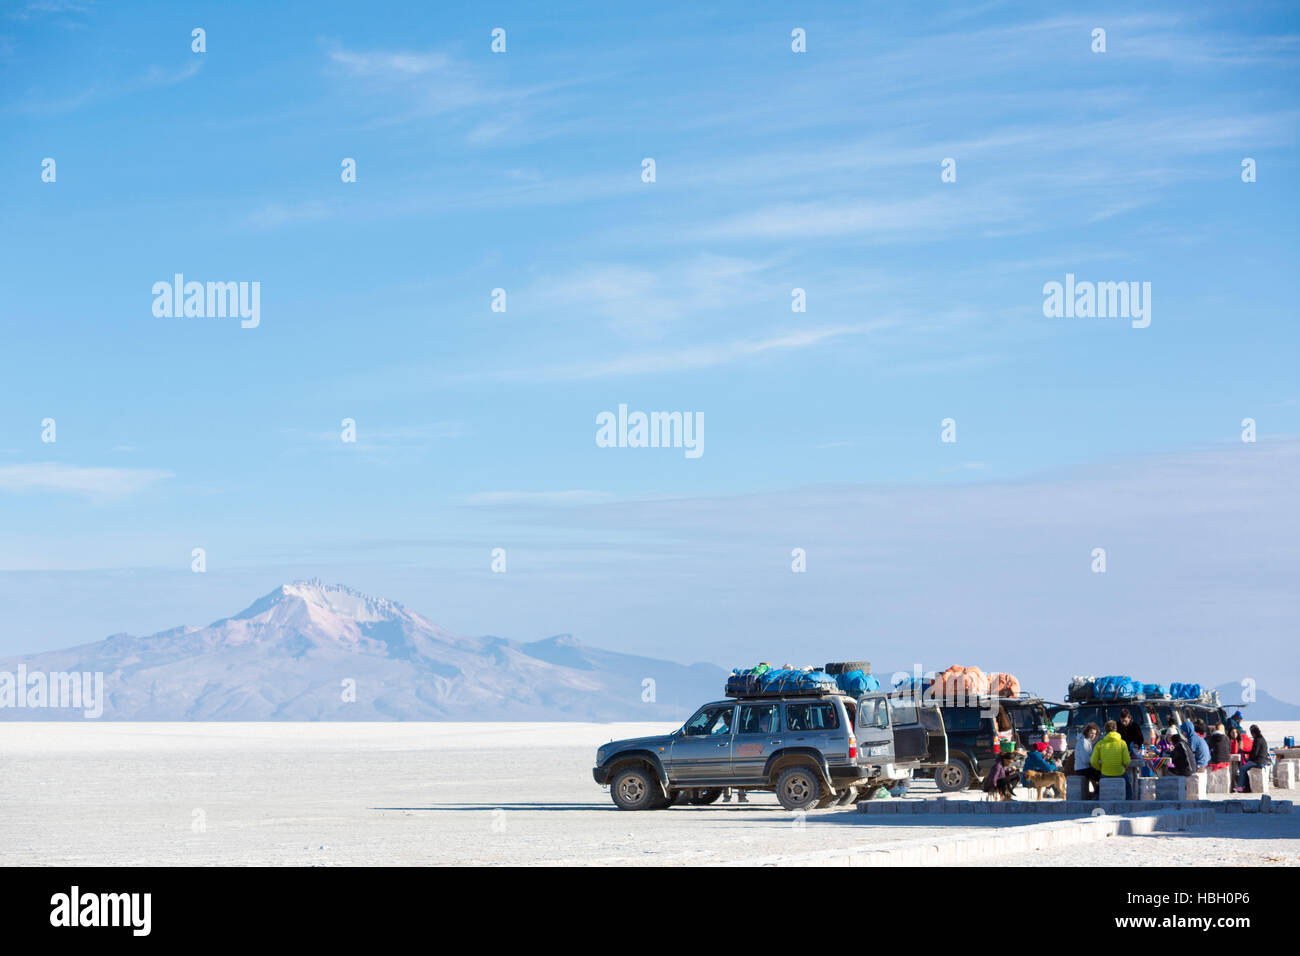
[1092,675,1142,700]
[835,670,879,695]
[1169,682,1203,700]
[725,667,839,698]
[1142,682,1170,698]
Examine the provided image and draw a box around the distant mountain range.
[1212,684,1300,722]
[2,582,1295,723]
[0,580,727,720]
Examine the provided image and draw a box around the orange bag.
[935,665,989,701]
[988,672,1022,698]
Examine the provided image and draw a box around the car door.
[887,697,929,763]
[856,694,895,763]
[920,702,948,764]
[732,702,781,781]
[667,703,735,781]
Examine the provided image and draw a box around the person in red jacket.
[1229,726,1251,757]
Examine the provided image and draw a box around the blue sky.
[1,1,1297,699]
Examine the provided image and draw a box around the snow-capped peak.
[226,580,412,626]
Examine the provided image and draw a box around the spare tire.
[825,661,871,675]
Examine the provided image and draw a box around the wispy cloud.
[528,255,775,339]
[465,320,896,383]
[324,44,535,123]
[246,200,335,230]
[0,463,171,500]
[464,490,616,506]
[13,60,201,115]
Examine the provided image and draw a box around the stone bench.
[1275,761,1297,790]
[1207,767,1232,794]
[1099,777,1128,801]
[1249,767,1272,794]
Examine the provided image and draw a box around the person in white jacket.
[1072,723,1101,800]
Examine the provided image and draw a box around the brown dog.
[1023,770,1068,800]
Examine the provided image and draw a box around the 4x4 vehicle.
[912,695,1051,792]
[592,691,946,811]
[1067,699,1177,745]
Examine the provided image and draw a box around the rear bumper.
[592,767,609,785]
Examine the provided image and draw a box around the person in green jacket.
[1091,721,1133,798]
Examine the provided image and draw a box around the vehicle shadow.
[373,803,612,812]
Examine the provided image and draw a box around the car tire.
[935,760,972,793]
[610,767,660,810]
[834,786,858,807]
[824,661,871,675]
[688,788,723,805]
[775,766,822,811]
[855,785,881,802]
[814,790,840,809]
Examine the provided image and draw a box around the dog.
[1023,769,1068,800]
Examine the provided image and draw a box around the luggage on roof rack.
[1169,682,1204,700]
[1092,675,1141,700]
[725,666,838,698]
[1068,675,1097,701]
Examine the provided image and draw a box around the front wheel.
[935,760,972,793]
[610,767,661,810]
[775,766,823,811]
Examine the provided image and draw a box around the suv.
[591,691,946,811]
[1066,699,1178,746]
[915,696,1051,792]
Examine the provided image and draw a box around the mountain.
[0,580,727,721]
[1212,683,1300,721]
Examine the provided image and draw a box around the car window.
[683,705,733,737]
[860,698,891,730]
[942,706,981,732]
[1152,703,1178,729]
[1011,706,1042,729]
[1073,705,1103,730]
[887,699,917,725]
[785,702,839,732]
[737,704,779,735]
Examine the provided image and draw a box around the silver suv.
[592,691,946,811]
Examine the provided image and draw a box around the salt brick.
[1155,778,1183,801]
[1099,777,1127,802]
[1249,767,1272,794]
[1207,767,1232,794]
